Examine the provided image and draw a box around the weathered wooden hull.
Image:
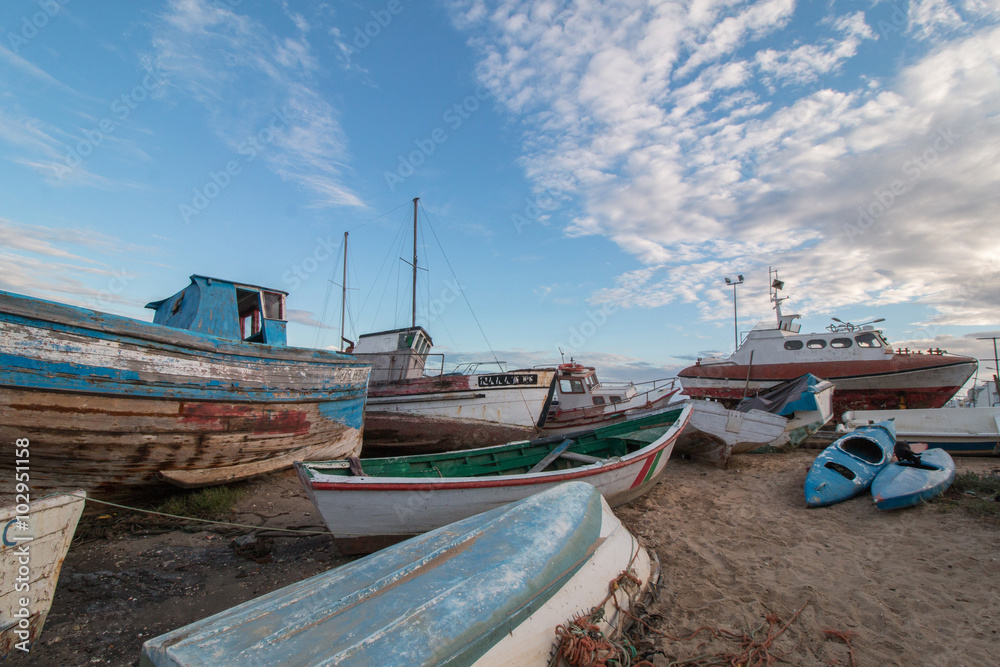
[0,291,369,498]
[673,400,788,466]
[843,407,1000,456]
[362,370,556,453]
[140,482,654,667]
[298,404,692,554]
[804,421,896,507]
[679,357,977,415]
[872,448,955,510]
[1,492,85,658]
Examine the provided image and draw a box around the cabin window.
[807,339,827,349]
[262,291,285,320]
[784,340,803,350]
[610,395,622,403]
[855,332,882,348]
[592,396,606,405]
[559,379,585,394]
[831,338,853,348]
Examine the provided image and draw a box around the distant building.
[963,377,999,407]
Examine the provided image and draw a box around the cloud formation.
[150,0,362,207]
[446,1,1000,327]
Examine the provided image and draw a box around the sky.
[2,0,999,394]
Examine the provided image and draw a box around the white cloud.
[447,2,1000,329]
[150,0,362,207]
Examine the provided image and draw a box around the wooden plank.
[527,439,575,474]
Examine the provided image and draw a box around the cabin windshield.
[855,332,883,348]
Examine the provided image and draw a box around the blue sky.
[2,0,999,390]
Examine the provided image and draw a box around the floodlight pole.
[725,275,744,351]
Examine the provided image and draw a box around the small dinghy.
[140,482,656,667]
[804,420,895,507]
[872,448,956,510]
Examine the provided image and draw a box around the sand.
[10,451,1000,666]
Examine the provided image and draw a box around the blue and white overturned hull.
[804,420,895,507]
[140,481,655,666]
[0,280,370,497]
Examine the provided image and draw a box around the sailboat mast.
[412,197,419,329]
[340,231,348,351]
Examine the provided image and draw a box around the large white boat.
[678,271,977,418]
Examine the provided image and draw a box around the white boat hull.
[673,400,789,465]
[1,492,85,657]
[842,407,1000,455]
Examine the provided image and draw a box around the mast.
[340,231,348,351]
[412,197,419,329]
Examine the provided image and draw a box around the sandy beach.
[10,450,999,666]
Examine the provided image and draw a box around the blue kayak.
[872,448,956,510]
[804,420,896,507]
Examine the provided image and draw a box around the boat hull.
[140,482,654,667]
[298,404,692,553]
[680,358,976,415]
[872,448,956,510]
[362,371,556,454]
[843,408,1000,456]
[672,400,788,466]
[804,421,896,507]
[0,291,369,498]
[1,492,85,657]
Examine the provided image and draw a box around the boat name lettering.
[478,374,538,387]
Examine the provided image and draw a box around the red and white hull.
[680,357,977,415]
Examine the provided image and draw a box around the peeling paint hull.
[140,482,654,667]
[673,400,788,467]
[0,290,370,498]
[1,492,85,658]
[361,371,556,453]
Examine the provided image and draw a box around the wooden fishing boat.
[140,482,656,666]
[678,270,977,416]
[872,448,956,510]
[0,276,369,498]
[1,492,85,657]
[352,200,557,454]
[842,407,1000,455]
[672,399,788,466]
[804,420,895,507]
[297,404,692,554]
[534,361,680,435]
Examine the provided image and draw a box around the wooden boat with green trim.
[296,403,692,554]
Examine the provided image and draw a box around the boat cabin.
[353,326,432,383]
[550,363,638,411]
[145,275,288,346]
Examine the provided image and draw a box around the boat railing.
[446,361,510,375]
[594,377,680,395]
